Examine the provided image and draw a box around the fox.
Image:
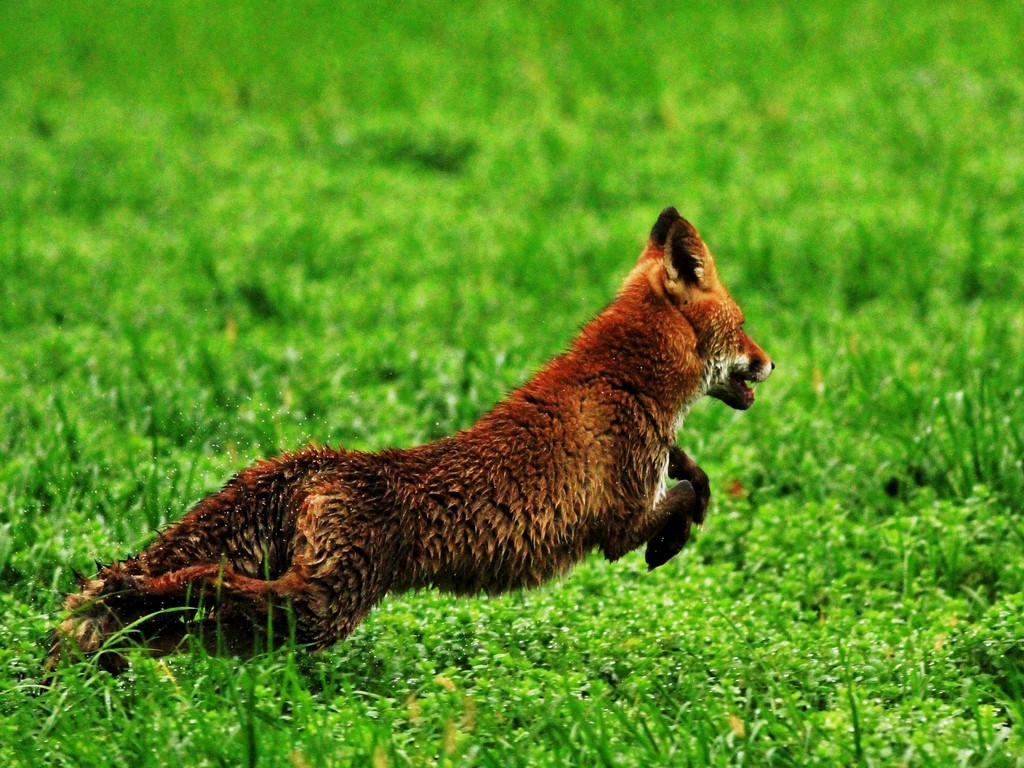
[45,207,773,674]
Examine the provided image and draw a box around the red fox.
[46,208,773,674]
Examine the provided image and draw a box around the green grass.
[2,0,1023,764]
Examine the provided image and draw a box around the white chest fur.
[652,450,670,509]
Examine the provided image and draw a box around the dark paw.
[667,446,709,525]
[645,480,696,570]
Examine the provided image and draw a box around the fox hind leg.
[46,553,390,674]
[123,551,397,653]
[46,560,166,675]
[140,564,310,653]
[45,562,303,674]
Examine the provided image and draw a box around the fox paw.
[645,448,711,570]
[666,445,709,524]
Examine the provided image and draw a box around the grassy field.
[2,0,1023,764]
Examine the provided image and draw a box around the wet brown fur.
[47,208,773,672]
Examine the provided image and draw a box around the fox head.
[643,206,774,410]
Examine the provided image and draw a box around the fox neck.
[566,285,704,439]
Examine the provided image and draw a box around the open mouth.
[710,372,758,410]
[729,372,757,409]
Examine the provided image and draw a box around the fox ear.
[650,206,681,248]
[651,207,705,286]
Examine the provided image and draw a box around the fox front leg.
[645,446,710,570]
